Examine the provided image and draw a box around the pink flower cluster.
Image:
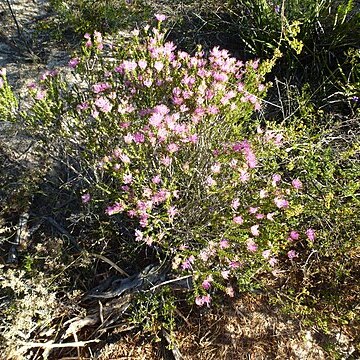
[63,26,317,307]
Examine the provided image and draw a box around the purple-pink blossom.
[81,193,91,204]
[219,239,229,249]
[95,96,113,113]
[287,250,298,260]
[250,225,260,237]
[225,286,234,297]
[68,57,80,68]
[155,14,166,21]
[167,206,178,218]
[272,173,281,186]
[306,228,316,242]
[233,215,244,225]
[274,197,289,209]
[92,82,112,94]
[289,230,300,241]
[231,198,240,210]
[292,178,303,190]
[246,238,258,252]
[105,202,124,216]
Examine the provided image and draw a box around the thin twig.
[5,0,22,37]
[19,339,100,349]
[90,253,130,277]
[149,275,192,291]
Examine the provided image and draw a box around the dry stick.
[90,253,130,277]
[5,0,22,37]
[19,340,100,349]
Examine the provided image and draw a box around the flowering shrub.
[19,19,318,306]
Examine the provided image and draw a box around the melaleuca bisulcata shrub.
[21,17,316,306]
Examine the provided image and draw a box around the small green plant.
[0,68,18,122]
[49,0,152,37]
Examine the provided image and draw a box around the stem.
[5,0,22,37]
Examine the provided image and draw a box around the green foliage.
[129,287,177,337]
[49,0,152,37]
[0,69,18,122]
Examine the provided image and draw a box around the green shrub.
[48,0,151,38]
[0,69,18,122]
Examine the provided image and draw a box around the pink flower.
[250,225,260,237]
[231,198,240,210]
[138,59,147,69]
[306,228,316,242]
[266,212,275,221]
[202,294,211,307]
[35,90,46,100]
[123,173,133,184]
[229,260,241,269]
[219,239,229,249]
[247,239,258,252]
[133,132,145,144]
[76,102,89,112]
[81,193,91,204]
[124,133,133,144]
[206,176,216,187]
[139,214,149,227]
[119,153,131,164]
[233,216,243,225]
[105,202,124,215]
[202,278,212,290]
[221,270,230,280]
[149,113,163,127]
[262,249,271,259]
[255,213,265,219]
[259,189,268,199]
[92,82,112,93]
[123,60,137,72]
[155,14,166,21]
[225,286,234,297]
[95,96,112,113]
[152,175,161,184]
[292,178,303,189]
[272,173,281,186]
[154,61,164,72]
[195,296,204,306]
[135,229,144,241]
[167,143,179,153]
[269,257,277,267]
[181,255,195,270]
[287,250,298,260]
[161,156,172,167]
[167,206,178,218]
[289,230,300,240]
[68,57,80,68]
[211,163,221,174]
[274,197,289,209]
[249,207,258,214]
[239,169,250,182]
